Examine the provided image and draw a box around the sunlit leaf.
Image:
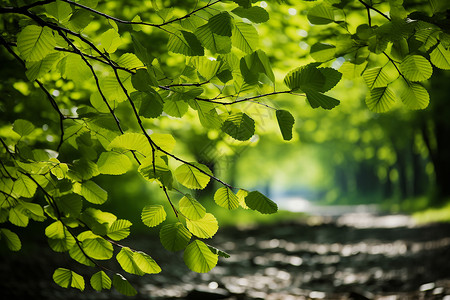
[168,30,204,56]
[236,189,249,209]
[214,187,239,210]
[400,55,433,82]
[78,231,113,260]
[17,25,56,62]
[53,268,85,291]
[208,12,233,37]
[363,62,399,89]
[207,244,230,258]
[179,194,206,220]
[99,29,122,53]
[13,119,35,137]
[231,6,269,23]
[133,251,161,274]
[0,228,21,251]
[232,22,259,54]
[97,152,132,175]
[141,205,166,227]
[307,4,335,25]
[186,213,218,238]
[107,219,132,241]
[245,191,278,214]
[112,273,137,296]
[365,86,397,113]
[310,43,336,62]
[76,180,108,204]
[90,271,111,291]
[45,0,72,21]
[183,240,218,273]
[430,43,450,70]
[159,222,191,251]
[174,162,212,190]
[397,79,430,110]
[195,24,232,54]
[117,247,145,275]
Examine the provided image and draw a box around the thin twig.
[358,0,391,21]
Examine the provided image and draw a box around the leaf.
[78,231,113,260]
[108,132,152,156]
[159,222,192,251]
[179,194,206,220]
[307,4,335,25]
[168,30,204,56]
[195,24,232,54]
[164,99,189,117]
[138,156,173,188]
[231,6,269,23]
[304,89,340,110]
[240,50,275,84]
[284,63,325,92]
[141,205,166,227]
[208,12,233,37]
[190,56,221,81]
[232,22,259,54]
[245,191,278,214]
[214,187,239,210]
[76,181,108,204]
[112,273,137,296]
[236,189,249,209]
[397,80,430,110]
[117,247,145,275]
[45,0,72,21]
[400,55,433,82]
[67,159,99,181]
[53,268,85,291]
[116,53,143,70]
[13,175,37,198]
[17,25,56,62]
[133,251,161,274]
[97,152,132,175]
[49,227,76,252]
[107,219,132,241]
[90,271,111,292]
[186,213,218,238]
[430,43,450,70]
[13,119,35,136]
[45,221,65,239]
[319,67,343,92]
[131,70,158,91]
[183,240,218,273]
[20,201,45,221]
[363,62,399,89]
[222,113,255,141]
[174,163,212,190]
[79,208,117,236]
[310,43,336,62]
[99,29,122,53]
[365,86,397,113]
[69,244,95,266]
[9,207,28,227]
[26,53,61,81]
[0,228,21,251]
[132,35,154,66]
[56,194,82,218]
[276,110,295,141]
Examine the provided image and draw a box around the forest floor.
[2,211,450,300]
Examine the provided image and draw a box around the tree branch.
[358,0,391,21]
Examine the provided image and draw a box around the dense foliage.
[0,0,449,295]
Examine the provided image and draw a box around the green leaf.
[9,207,28,227]
[236,189,249,209]
[138,156,173,188]
[132,35,154,66]
[90,271,111,292]
[67,159,99,181]
[207,244,231,258]
[307,4,335,25]
[78,231,113,260]
[222,113,255,141]
[164,99,189,117]
[310,43,336,62]
[245,191,278,214]
[76,181,107,204]
[179,194,206,220]
[79,208,117,236]
[13,119,35,136]
[365,86,397,113]
[97,152,132,175]
[183,240,218,273]
[53,268,85,291]
[56,194,82,218]
[240,50,275,84]
[159,222,192,251]
[49,227,76,252]
[69,244,95,266]
[17,25,56,62]
[45,221,65,239]
[208,12,233,37]
[305,89,340,110]
[190,56,221,81]
[174,162,212,190]
[168,30,204,56]
[133,251,161,274]
[284,63,325,92]
[231,6,269,23]
[400,55,433,82]
[13,175,37,198]
[319,67,343,92]
[108,132,152,156]
[186,213,218,238]
[232,22,259,54]
[131,70,158,91]
[0,228,21,251]
[195,24,232,54]
[276,110,295,141]
[99,29,122,53]
[363,62,399,89]
[117,247,145,275]
[214,187,239,210]
[430,43,450,70]
[397,80,430,110]
[107,219,132,241]
[141,205,166,227]
[116,53,143,70]
[19,201,45,221]
[112,273,137,296]
[26,53,61,81]
[45,0,72,21]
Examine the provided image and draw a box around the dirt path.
[2,213,450,299]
